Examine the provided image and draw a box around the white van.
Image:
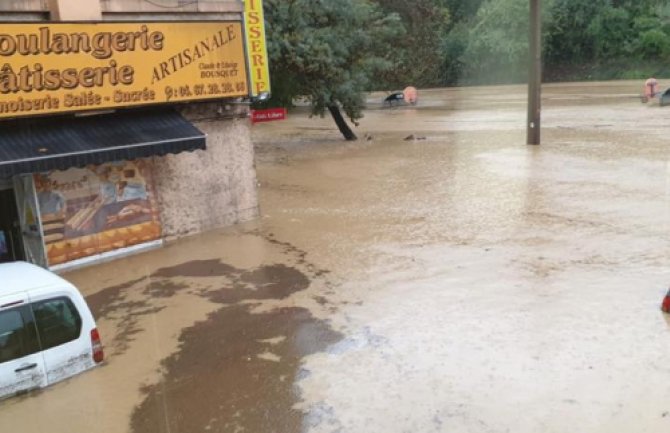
[0,262,103,400]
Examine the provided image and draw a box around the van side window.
[0,306,40,364]
[32,298,82,351]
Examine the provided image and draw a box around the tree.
[444,0,485,22]
[374,0,451,88]
[458,0,531,84]
[586,6,631,59]
[263,0,403,140]
[545,0,617,66]
[542,0,670,77]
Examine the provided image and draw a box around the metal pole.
[527,0,542,145]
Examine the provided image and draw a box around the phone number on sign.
[164,82,247,102]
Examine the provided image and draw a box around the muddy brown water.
[3,81,670,433]
[131,261,340,433]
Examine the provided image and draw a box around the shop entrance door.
[12,176,47,268]
[0,188,25,263]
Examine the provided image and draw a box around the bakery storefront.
[0,21,253,270]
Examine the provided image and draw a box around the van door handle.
[15,363,38,373]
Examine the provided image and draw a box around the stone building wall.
[0,0,242,14]
[101,0,242,13]
[152,104,259,240]
[0,0,47,11]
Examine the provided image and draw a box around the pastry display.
[36,161,162,266]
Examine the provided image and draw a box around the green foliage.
[457,0,531,84]
[441,22,469,85]
[444,0,670,85]
[374,0,451,88]
[586,6,631,58]
[264,0,403,122]
[443,0,485,22]
[541,0,670,82]
[544,0,607,65]
[638,28,670,58]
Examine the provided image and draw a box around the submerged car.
[0,262,103,400]
[661,88,670,107]
[383,92,405,106]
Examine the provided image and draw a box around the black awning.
[0,109,206,178]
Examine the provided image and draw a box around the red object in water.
[403,86,418,105]
[91,328,104,363]
[645,78,658,99]
[251,108,287,124]
[662,289,670,313]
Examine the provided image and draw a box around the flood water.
[3,81,670,432]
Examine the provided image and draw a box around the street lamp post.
[527,0,541,145]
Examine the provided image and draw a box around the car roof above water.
[0,261,72,296]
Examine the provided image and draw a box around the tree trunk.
[328,104,357,141]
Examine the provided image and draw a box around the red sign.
[251,108,287,123]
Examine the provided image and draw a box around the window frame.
[30,296,83,352]
[0,304,41,364]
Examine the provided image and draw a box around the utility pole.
[527,0,542,145]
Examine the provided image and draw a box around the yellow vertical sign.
[244,0,271,97]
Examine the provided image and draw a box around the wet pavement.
[3,81,670,432]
